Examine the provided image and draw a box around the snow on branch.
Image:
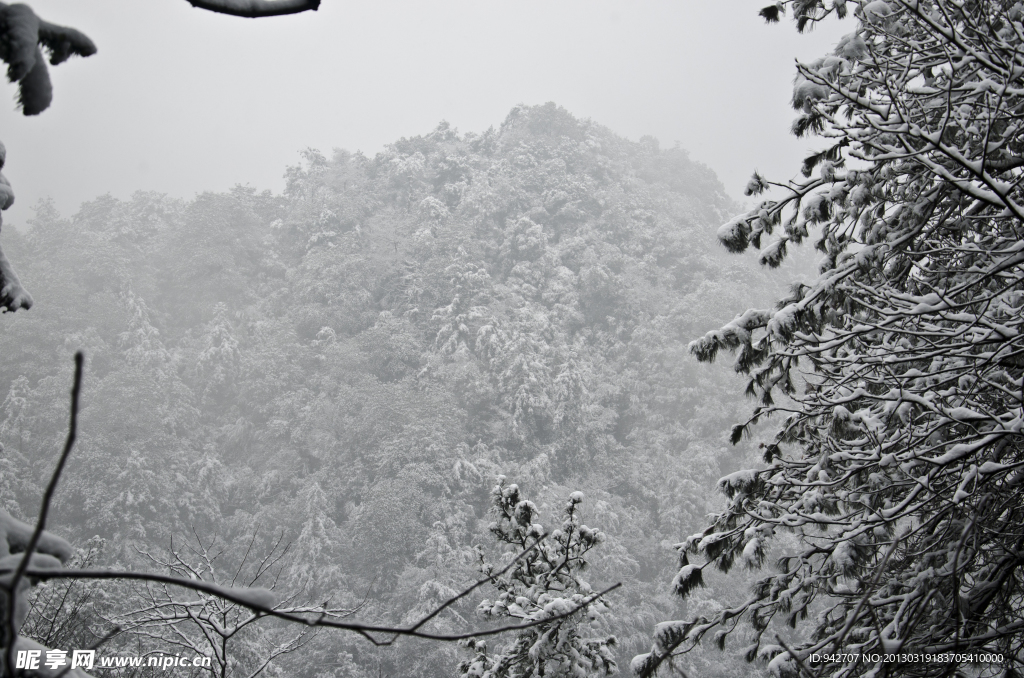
[638,1,1024,676]
[184,0,320,18]
[0,142,32,312]
[0,242,32,313]
[0,2,96,116]
[20,567,620,646]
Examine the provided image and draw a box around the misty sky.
[0,0,849,228]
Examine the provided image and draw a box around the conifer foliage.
[0,2,95,116]
[459,481,616,678]
[635,1,1024,677]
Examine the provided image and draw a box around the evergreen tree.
[635,1,1024,676]
[459,482,616,678]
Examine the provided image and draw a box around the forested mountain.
[0,103,793,676]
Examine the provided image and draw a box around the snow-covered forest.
[0,103,795,676]
[2,0,1024,677]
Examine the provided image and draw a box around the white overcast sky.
[0,0,850,228]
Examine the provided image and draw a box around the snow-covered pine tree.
[459,480,616,678]
[634,1,1024,677]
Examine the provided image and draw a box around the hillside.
[0,103,784,676]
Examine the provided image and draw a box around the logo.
[15,649,94,670]
[15,649,210,671]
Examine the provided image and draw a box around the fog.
[0,0,847,227]
[1,3,976,676]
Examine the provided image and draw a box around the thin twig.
[406,537,547,633]
[231,526,260,588]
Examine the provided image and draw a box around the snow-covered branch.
[184,0,320,18]
[638,1,1024,676]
